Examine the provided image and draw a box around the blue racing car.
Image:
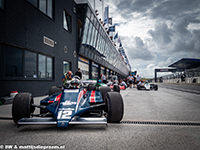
[12,78,124,127]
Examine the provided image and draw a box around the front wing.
[17,117,107,125]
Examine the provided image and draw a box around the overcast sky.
[88,0,200,78]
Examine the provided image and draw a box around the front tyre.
[99,86,111,102]
[154,85,158,91]
[12,93,35,124]
[106,92,124,123]
[113,85,120,93]
[137,85,141,90]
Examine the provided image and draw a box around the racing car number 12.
[57,110,72,119]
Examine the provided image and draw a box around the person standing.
[103,73,107,84]
[62,70,73,87]
[75,68,82,80]
[127,74,134,88]
[133,75,136,88]
[136,75,141,84]
[100,74,103,83]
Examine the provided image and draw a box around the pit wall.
[162,77,200,84]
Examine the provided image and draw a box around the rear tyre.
[87,84,94,91]
[154,85,158,91]
[113,85,120,93]
[49,86,62,96]
[12,93,35,124]
[99,86,111,102]
[106,92,124,123]
[137,85,141,90]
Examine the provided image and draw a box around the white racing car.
[137,81,158,91]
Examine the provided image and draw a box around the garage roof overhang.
[168,58,200,70]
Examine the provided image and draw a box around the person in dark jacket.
[75,68,82,80]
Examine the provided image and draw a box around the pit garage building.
[0,0,130,97]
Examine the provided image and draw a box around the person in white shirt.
[127,74,134,88]
[102,74,107,84]
[136,75,141,84]
[107,80,113,86]
[120,79,127,88]
[138,80,144,86]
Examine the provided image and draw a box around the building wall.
[0,0,77,97]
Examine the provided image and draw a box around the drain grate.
[0,117,12,120]
[120,121,200,126]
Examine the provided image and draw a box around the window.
[27,0,53,18]
[5,47,23,77]
[90,25,95,46]
[86,7,91,19]
[96,34,101,52]
[92,29,98,48]
[47,0,53,18]
[2,44,53,80]
[63,10,72,33]
[104,43,110,61]
[82,17,90,45]
[99,36,104,53]
[38,55,53,79]
[92,66,99,79]
[63,61,70,74]
[39,0,46,14]
[101,39,106,53]
[37,54,53,79]
[86,22,93,45]
[38,54,46,78]
[25,51,37,78]
[0,0,4,9]
[27,0,37,7]
[47,57,52,78]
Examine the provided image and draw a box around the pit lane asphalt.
[0,84,200,150]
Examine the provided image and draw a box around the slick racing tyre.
[137,85,141,90]
[49,86,62,96]
[154,85,158,91]
[99,86,111,102]
[106,92,124,123]
[12,93,35,124]
[113,85,120,93]
[87,84,94,91]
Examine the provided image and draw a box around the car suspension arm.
[32,104,46,109]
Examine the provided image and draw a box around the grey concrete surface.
[121,84,200,122]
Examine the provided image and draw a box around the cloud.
[147,64,155,68]
[192,30,200,52]
[150,0,200,22]
[147,17,200,57]
[148,22,173,46]
[115,0,158,19]
[157,57,175,68]
[126,36,155,61]
[170,17,200,55]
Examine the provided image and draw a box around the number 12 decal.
[57,110,72,119]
